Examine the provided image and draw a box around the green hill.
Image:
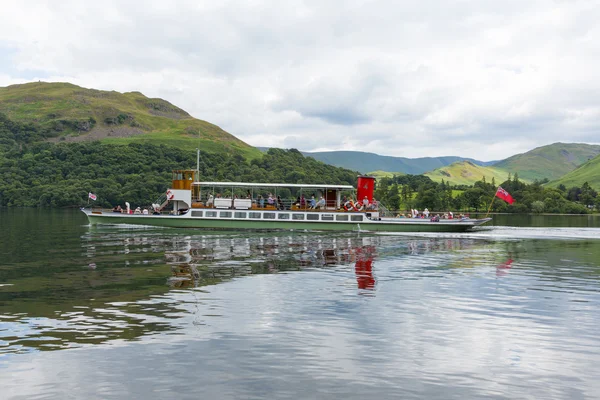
[0,81,259,158]
[263,149,494,174]
[547,154,600,190]
[492,143,600,181]
[425,161,514,186]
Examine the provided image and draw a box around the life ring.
[166,190,175,200]
[350,200,360,212]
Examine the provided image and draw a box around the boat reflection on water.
[355,246,376,290]
[165,235,379,291]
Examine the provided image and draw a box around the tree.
[531,200,545,213]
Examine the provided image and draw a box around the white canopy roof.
[194,181,355,190]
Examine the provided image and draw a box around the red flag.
[495,186,514,204]
[88,192,97,201]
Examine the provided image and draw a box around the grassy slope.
[0,81,260,158]
[425,161,515,186]
[493,142,600,181]
[547,154,600,190]
[368,170,406,179]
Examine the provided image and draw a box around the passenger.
[259,195,265,208]
[448,211,454,219]
[424,208,430,218]
[362,196,369,209]
[370,198,378,210]
[142,208,149,215]
[300,194,306,209]
[267,193,275,207]
[113,205,121,213]
[134,207,142,214]
[206,194,214,207]
[309,195,316,209]
[315,196,326,209]
[277,195,284,210]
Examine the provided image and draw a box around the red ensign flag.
[495,186,514,204]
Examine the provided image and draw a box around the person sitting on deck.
[113,205,122,213]
[267,193,275,207]
[370,198,378,210]
[258,195,265,208]
[143,208,149,215]
[315,196,326,209]
[309,195,316,209]
[300,194,306,209]
[362,196,369,210]
[277,195,284,210]
[206,194,214,207]
[134,207,142,214]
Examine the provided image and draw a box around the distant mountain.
[547,154,600,190]
[493,143,600,182]
[257,148,494,174]
[425,161,515,186]
[0,82,259,157]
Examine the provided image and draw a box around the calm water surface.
[1,209,600,399]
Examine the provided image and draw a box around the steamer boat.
[82,170,491,232]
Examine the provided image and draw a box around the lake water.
[1,209,600,399]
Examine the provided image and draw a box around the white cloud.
[1,0,600,160]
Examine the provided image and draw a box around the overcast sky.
[1,0,599,160]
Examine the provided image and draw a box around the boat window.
[234,212,247,218]
[307,214,319,221]
[292,214,304,220]
[263,213,276,219]
[321,214,334,221]
[336,215,348,221]
[220,211,232,218]
[351,215,363,222]
[206,211,217,218]
[191,211,203,217]
[278,213,290,220]
[249,212,262,219]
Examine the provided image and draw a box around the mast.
[196,148,200,182]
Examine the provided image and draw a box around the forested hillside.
[0,113,357,207]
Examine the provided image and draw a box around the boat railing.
[377,203,393,217]
[190,197,381,213]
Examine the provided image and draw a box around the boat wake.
[376,226,600,241]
